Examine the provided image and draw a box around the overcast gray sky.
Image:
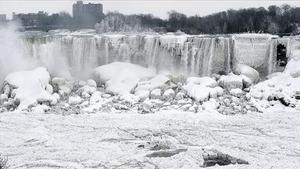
[1,0,300,19]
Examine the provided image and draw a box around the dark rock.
[146,149,187,158]
[202,150,249,167]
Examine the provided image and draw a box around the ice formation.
[20,31,280,79]
[1,29,300,169]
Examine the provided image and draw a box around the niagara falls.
[0,1,300,169]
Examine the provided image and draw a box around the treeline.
[163,4,300,34]
[14,11,74,31]
[104,4,300,34]
[17,4,300,34]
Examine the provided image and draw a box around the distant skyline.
[1,0,300,19]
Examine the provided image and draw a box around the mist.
[0,22,36,84]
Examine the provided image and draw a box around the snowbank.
[4,67,54,109]
[250,72,300,105]
[92,62,155,96]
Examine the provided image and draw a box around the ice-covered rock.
[241,75,253,88]
[52,93,60,101]
[45,84,53,94]
[51,77,74,96]
[202,99,219,111]
[162,89,175,100]
[135,74,170,92]
[150,89,162,100]
[36,91,57,105]
[77,85,96,98]
[230,88,244,97]
[218,73,243,90]
[87,79,97,88]
[183,76,222,102]
[234,64,259,83]
[52,77,66,86]
[175,92,185,100]
[186,77,218,88]
[92,62,155,96]
[89,91,103,105]
[135,90,150,101]
[183,84,210,102]
[68,95,83,105]
[3,67,52,109]
[140,98,164,113]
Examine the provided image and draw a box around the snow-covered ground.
[0,105,299,169]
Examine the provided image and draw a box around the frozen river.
[0,106,299,169]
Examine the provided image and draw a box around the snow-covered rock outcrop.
[2,67,56,110]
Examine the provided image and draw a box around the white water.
[0,23,36,83]
[21,33,238,79]
[0,26,280,81]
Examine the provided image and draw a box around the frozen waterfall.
[20,32,278,79]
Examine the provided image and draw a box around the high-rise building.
[73,1,104,27]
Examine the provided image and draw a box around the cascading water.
[17,31,279,80]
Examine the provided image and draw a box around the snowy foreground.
[0,60,300,168]
[0,106,299,169]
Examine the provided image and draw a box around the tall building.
[73,1,104,27]
[0,14,6,22]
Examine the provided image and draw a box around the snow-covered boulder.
[230,88,244,97]
[3,67,52,109]
[202,99,219,111]
[89,91,103,105]
[218,73,243,90]
[175,92,185,100]
[183,77,223,102]
[241,75,253,88]
[77,85,96,98]
[186,77,218,88]
[51,77,74,96]
[52,77,66,86]
[162,89,175,100]
[233,64,260,83]
[45,84,53,94]
[87,79,97,88]
[68,95,83,105]
[150,89,162,100]
[92,62,155,96]
[135,90,150,101]
[135,74,170,92]
[183,84,210,102]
